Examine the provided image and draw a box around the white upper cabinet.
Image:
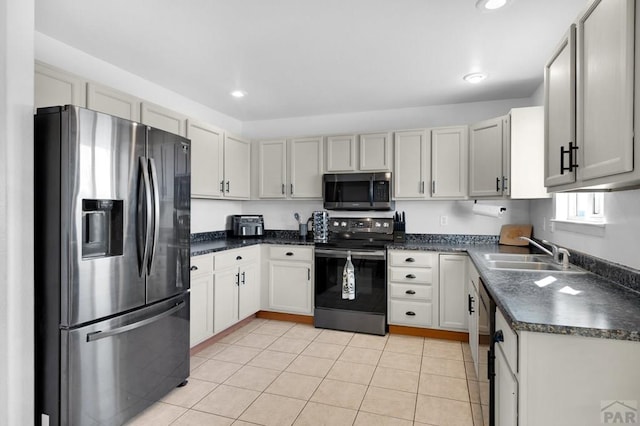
[289,136,323,198]
[431,126,468,199]
[577,0,634,181]
[469,117,504,197]
[224,133,252,199]
[394,130,430,199]
[544,25,577,187]
[546,0,640,191]
[359,133,392,171]
[187,120,224,199]
[258,139,287,198]
[86,83,140,122]
[140,102,187,137]
[34,62,86,110]
[326,135,357,172]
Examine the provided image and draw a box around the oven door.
[314,248,387,314]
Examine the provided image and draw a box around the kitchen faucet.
[518,237,571,269]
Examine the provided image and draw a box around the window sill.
[550,219,606,237]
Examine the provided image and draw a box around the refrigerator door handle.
[147,158,161,274]
[86,301,185,342]
[138,156,153,277]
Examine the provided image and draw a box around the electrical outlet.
[440,215,448,226]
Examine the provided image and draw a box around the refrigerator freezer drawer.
[56,294,189,426]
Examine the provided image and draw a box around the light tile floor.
[126,318,488,426]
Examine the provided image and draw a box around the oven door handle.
[314,248,386,260]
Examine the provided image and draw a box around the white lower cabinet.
[266,245,313,315]
[213,246,260,334]
[387,250,437,327]
[189,254,215,347]
[495,345,518,426]
[439,254,468,331]
[467,259,480,371]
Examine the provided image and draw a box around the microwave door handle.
[369,175,374,206]
[147,158,161,275]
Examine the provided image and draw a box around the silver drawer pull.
[406,274,416,279]
[405,290,416,295]
[405,311,416,316]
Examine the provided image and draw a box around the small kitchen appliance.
[231,215,264,237]
[323,172,394,211]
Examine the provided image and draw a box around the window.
[555,192,605,223]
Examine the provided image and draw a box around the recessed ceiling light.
[463,72,488,84]
[476,0,509,11]
[230,90,247,98]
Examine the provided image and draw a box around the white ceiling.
[35,0,588,122]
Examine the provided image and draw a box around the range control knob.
[383,222,390,227]
[374,222,381,227]
[341,221,347,227]
[333,221,340,226]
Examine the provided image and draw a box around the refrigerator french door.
[34,106,191,426]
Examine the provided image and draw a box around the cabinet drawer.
[190,254,214,277]
[269,245,313,262]
[389,251,435,267]
[388,267,433,284]
[388,300,433,327]
[215,245,259,270]
[389,283,432,300]
[496,308,518,372]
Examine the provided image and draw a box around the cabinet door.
[86,83,140,121]
[439,255,468,331]
[495,347,518,426]
[34,62,86,109]
[431,126,468,199]
[577,0,634,181]
[140,102,186,136]
[258,140,287,198]
[187,120,224,198]
[224,133,251,199]
[239,263,260,319]
[214,268,239,334]
[545,26,577,187]
[326,135,357,172]
[190,274,214,347]
[360,133,392,171]
[268,261,312,314]
[393,130,429,199]
[290,137,323,198]
[469,118,504,197]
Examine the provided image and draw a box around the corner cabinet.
[546,0,640,191]
[266,245,313,315]
[438,254,468,331]
[469,117,506,197]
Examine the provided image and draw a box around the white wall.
[242,98,534,139]
[530,190,640,270]
[191,199,243,233]
[242,199,531,235]
[0,0,34,423]
[35,32,243,135]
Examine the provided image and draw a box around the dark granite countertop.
[190,233,640,341]
[191,236,314,256]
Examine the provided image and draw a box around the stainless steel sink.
[483,253,551,263]
[484,259,585,273]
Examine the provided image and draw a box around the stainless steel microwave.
[323,172,394,211]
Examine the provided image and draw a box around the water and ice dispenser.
[82,199,124,259]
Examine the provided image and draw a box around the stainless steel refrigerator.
[34,105,191,426]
